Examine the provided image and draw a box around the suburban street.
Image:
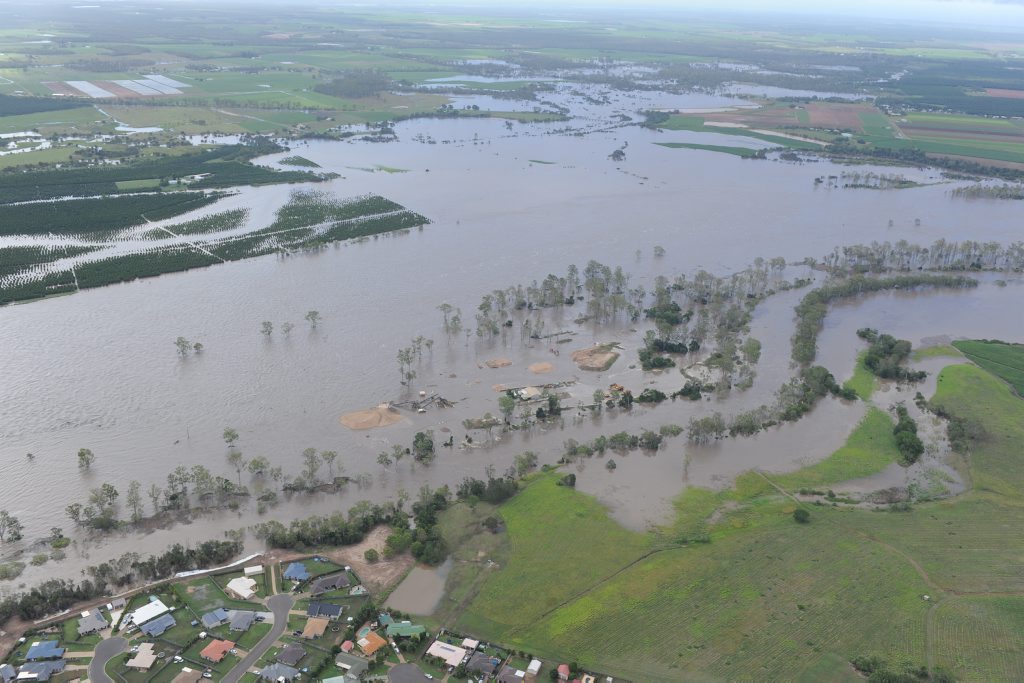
[89,636,127,683]
[221,594,294,683]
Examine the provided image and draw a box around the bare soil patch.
[528,362,554,374]
[43,82,79,97]
[984,88,1024,100]
[484,358,512,369]
[313,527,415,595]
[805,102,874,130]
[340,404,403,430]
[571,344,620,371]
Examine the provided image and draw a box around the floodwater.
[2,85,1024,588]
[385,558,453,616]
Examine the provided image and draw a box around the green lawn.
[173,577,263,615]
[843,351,876,400]
[654,142,760,158]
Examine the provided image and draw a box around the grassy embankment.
[440,356,1024,680]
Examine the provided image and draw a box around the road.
[221,594,294,683]
[89,636,127,683]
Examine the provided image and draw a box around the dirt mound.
[571,345,620,371]
[340,404,403,430]
[528,362,554,374]
[484,358,512,368]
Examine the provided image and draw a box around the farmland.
[445,359,1024,681]
[951,340,1024,396]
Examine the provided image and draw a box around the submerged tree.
[304,310,322,328]
[77,448,95,470]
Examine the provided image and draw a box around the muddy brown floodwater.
[2,85,1023,588]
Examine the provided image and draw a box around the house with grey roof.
[306,601,343,620]
[77,608,109,636]
[282,563,310,582]
[276,643,305,667]
[229,611,255,632]
[310,573,350,596]
[258,663,299,682]
[139,613,176,637]
[24,642,64,662]
[16,661,65,682]
[0,663,16,683]
[201,608,229,629]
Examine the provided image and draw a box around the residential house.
[332,653,369,681]
[24,642,64,662]
[127,643,157,671]
[310,573,350,596]
[497,666,526,683]
[301,617,330,640]
[200,639,235,664]
[0,663,16,683]
[127,598,169,627]
[276,643,305,668]
[356,631,387,657]
[340,641,354,653]
[306,601,342,620]
[170,667,203,683]
[282,563,310,582]
[201,608,229,629]
[77,608,108,636]
[258,663,299,682]
[16,661,65,682]
[425,640,467,668]
[557,664,570,681]
[225,577,258,601]
[461,638,479,650]
[386,622,426,639]
[467,652,501,677]
[139,613,176,638]
[229,611,255,632]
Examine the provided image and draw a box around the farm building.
[244,565,264,576]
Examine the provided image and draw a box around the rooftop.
[307,601,343,619]
[283,562,310,582]
[301,617,330,639]
[425,640,467,668]
[140,613,176,637]
[16,661,65,682]
[128,598,169,626]
[276,643,305,667]
[258,663,299,682]
[201,608,229,628]
[229,610,256,632]
[310,572,350,595]
[170,667,203,683]
[357,630,388,656]
[200,639,235,663]
[24,642,64,662]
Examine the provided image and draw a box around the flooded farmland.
[2,85,1024,588]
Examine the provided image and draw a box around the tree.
[148,484,162,514]
[0,510,23,542]
[192,341,203,353]
[364,548,380,563]
[302,447,321,482]
[321,450,339,478]
[482,516,500,532]
[793,508,811,524]
[223,427,239,448]
[174,336,192,356]
[66,503,83,525]
[305,310,321,328]
[248,456,269,477]
[77,448,95,469]
[126,480,143,523]
[281,322,294,335]
[377,451,393,468]
[227,451,247,486]
[261,321,274,336]
[498,394,516,423]
[514,451,538,477]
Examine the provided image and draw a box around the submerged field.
[443,361,1024,681]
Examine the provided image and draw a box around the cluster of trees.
[314,69,394,99]
[820,239,1024,275]
[893,406,925,466]
[951,183,1024,200]
[827,139,1024,182]
[395,336,433,384]
[562,427,673,460]
[850,654,954,683]
[792,274,977,364]
[456,476,518,505]
[858,328,927,382]
[251,501,394,549]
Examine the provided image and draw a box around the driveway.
[89,636,127,683]
[221,594,293,683]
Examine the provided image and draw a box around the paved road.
[222,594,293,683]
[89,636,127,683]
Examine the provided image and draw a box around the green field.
[842,352,877,400]
[445,360,1024,680]
[657,115,823,150]
[654,142,761,157]
[951,339,1024,396]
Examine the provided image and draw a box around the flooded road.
[2,86,1023,587]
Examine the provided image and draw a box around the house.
[200,639,235,663]
[497,666,526,683]
[1,663,16,683]
[258,663,299,682]
[140,613,176,637]
[244,565,264,576]
[77,608,108,636]
[127,598,169,626]
[340,641,354,653]
[356,631,387,657]
[301,617,330,640]
[170,667,204,683]
[557,664,571,681]
[526,659,542,681]
[461,637,479,650]
[24,642,64,662]
[276,643,305,667]
[283,563,310,582]
[467,652,501,676]
[16,661,65,682]
[225,576,258,601]
[386,622,426,639]
[127,643,157,671]
[107,597,127,611]
[310,573,350,596]
[377,613,394,627]
[332,653,369,681]
[306,601,343,620]
[229,611,256,632]
[425,640,467,668]
[201,608,229,629]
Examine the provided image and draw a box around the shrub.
[793,508,811,524]
[364,548,379,563]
